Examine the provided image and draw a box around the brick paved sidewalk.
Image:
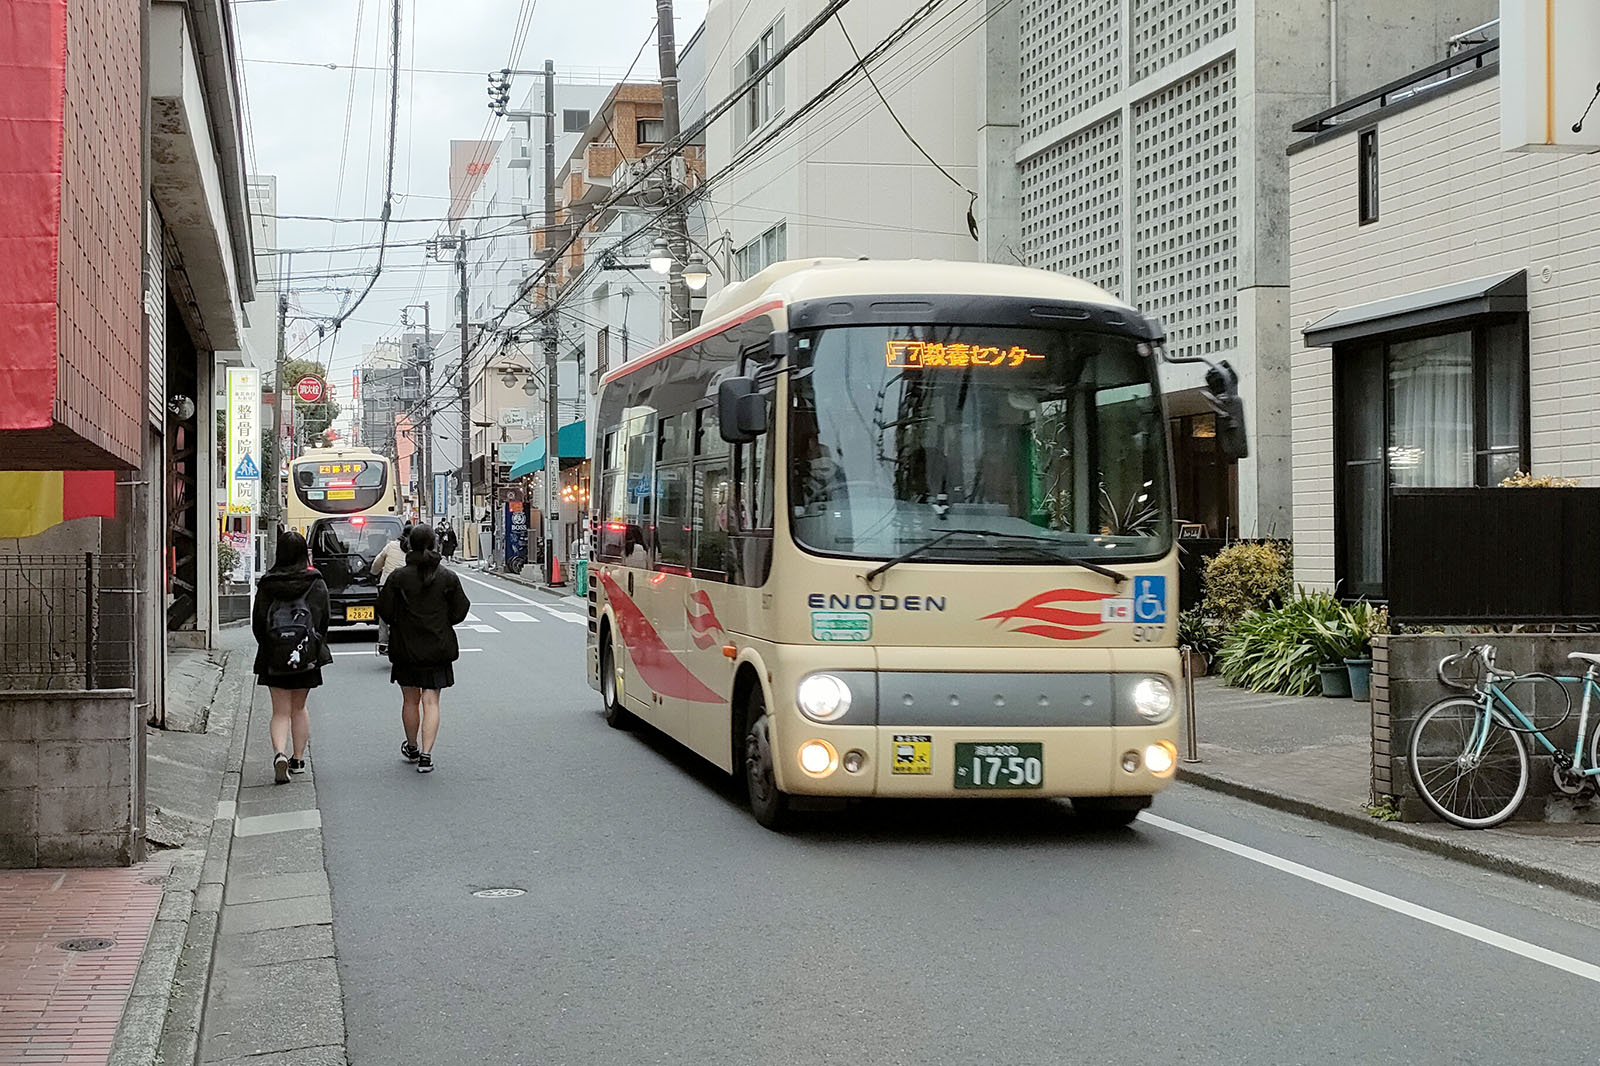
[0,859,172,1066]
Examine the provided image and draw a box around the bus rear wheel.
[1072,796,1149,828]
[600,635,632,730]
[744,690,792,831]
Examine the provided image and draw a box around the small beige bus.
[585,258,1245,829]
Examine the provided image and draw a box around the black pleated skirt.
[390,663,455,690]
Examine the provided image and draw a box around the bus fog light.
[799,740,839,777]
[843,749,866,774]
[1132,678,1174,721]
[1144,741,1177,776]
[797,674,852,722]
[1121,750,1141,773]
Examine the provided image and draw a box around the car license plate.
[954,743,1043,790]
[346,606,375,621]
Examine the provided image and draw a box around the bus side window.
[655,463,691,570]
[731,395,775,587]
[693,460,732,576]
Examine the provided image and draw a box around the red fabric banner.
[61,469,115,521]
[0,0,68,430]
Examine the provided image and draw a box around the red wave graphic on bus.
[600,573,722,703]
[982,588,1111,641]
[686,591,726,650]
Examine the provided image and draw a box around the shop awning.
[507,421,587,479]
[1302,270,1526,347]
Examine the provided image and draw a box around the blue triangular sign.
[234,454,260,479]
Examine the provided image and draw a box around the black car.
[308,515,404,627]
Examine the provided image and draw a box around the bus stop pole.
[1181,646,1200,764]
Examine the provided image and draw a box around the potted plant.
[1339,601,1388,702]
[1308,609,1360,698]
[1177,607,1219,677]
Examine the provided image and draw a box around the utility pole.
[403,302,434,519]
[654,0,691,337]
[542,59,560,584]
[265,250,291,558]
[456,230,472,552]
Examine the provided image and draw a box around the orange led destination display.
[316,462,367,476]
[885,341,1045,369]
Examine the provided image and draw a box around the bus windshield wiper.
[863,529,1128,585]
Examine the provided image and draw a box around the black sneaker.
[401,740,421,763]
[416,752,434,774]
[288,757,307,775]
[273,752,290,784]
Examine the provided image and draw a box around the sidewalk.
[1181,677,1600,899]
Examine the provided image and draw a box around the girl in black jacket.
[377,525,471,773]
[252,531,332,784]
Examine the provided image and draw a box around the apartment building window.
[563,109,591,133]
[735,17,785,142]
[636,118,665,145]
[596,326,610,374]
[734,222,787,280]
[1358,129,1379,224]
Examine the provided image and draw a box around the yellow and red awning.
[0,471,115,539]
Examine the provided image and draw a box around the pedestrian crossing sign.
[234,454,260,479]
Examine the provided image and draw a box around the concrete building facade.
[1004,0,1496,541]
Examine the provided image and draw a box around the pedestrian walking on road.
[252,531,332,784]
[438,523,457,560]
[378,525,471,773]
[371,522,411,654]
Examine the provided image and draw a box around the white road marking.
[1142,812,1600,986]
[457,623,499,633]
[339,647,484,654]
[456,568,584,623]
[497,610,540,623]
[464,611,481,622]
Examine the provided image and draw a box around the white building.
[241,175,279,369]
[698,0,985,294]
[1288,32,1600,598]
[1002,0,1496,540]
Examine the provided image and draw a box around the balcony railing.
[1293,40,1499,136]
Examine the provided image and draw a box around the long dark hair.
[272,530,309,572]
[407,524,440,584]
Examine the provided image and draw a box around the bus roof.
[290,446,387,464]
[699,257,1134,326]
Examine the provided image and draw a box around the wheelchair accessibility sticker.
[1133,576,1167,624]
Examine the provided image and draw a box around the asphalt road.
[308,566,1600,1066]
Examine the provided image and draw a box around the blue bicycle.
[1407,644,1600,828]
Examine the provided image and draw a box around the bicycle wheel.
[1407,697,1529,829]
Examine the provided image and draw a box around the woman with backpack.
[252,531,332,784]
[378,525,471,773]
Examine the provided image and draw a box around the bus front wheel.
[600,635,632,730]
[744,690,793,831]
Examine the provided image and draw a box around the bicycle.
[1407,643,1600,828]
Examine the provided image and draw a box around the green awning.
[507,421,587,479]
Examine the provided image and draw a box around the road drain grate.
[471,887,526,899]
[58,937,116,952]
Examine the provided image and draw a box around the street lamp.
[648,237,674,277]
[682,252,711,292]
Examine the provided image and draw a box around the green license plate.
[954,743,1044,790]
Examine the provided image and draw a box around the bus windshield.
[292,458,389,516]
[788,324,1171,562]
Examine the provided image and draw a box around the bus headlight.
[799,740,839,777]
[1132,677,1174,722]
[797,673,852,722]
[1144,741,1177,776]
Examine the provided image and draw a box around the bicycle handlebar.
[1437,643,1515,689]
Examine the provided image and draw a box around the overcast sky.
[235,0,710,411]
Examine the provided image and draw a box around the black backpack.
[264,590,316,673]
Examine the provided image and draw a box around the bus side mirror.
[1204,361,1249,462]
[718,377,768,444]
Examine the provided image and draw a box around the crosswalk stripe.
[496,610,540,623]
[531,602,585,624]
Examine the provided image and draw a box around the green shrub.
[1177,607,1221,660]
[1202,541,1291,626]
[217,538,242,591]
[1217,590,1344,696]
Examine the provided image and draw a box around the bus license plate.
[346,606,374,621]
[954,743,1044,790]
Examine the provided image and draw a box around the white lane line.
[530,602,585,624]
[457,623,499,633]
[464,611,481,622]
[1142,812,1600,986]
[336,647,484,655]
[455,569,537,605]
[497,610,540,623]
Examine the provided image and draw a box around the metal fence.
[0,553,137,691]
[1388,489,1600,624]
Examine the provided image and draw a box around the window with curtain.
[1335,322,1527,599]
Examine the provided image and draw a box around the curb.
[111,652,252,1066]
[1176,764,1600,902]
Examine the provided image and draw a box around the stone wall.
[1373,635,1600,822]
[0,691,139,866]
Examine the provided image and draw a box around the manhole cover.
[471,887,526,899]
[58,938,116,952]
